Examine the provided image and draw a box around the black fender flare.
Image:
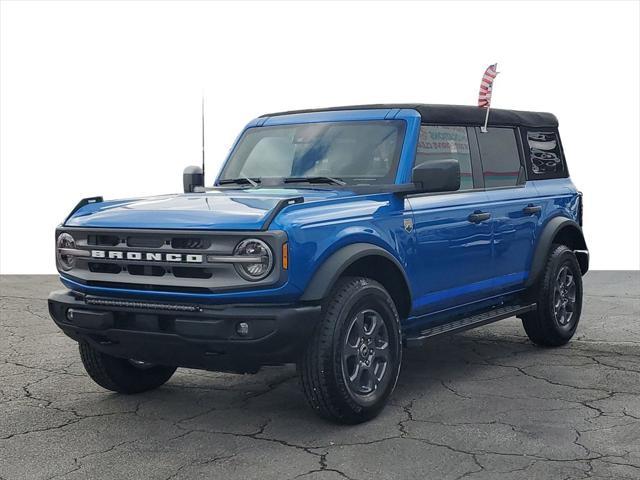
[526,216,588,287]
[300,243,411,303]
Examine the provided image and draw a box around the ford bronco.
[49,104,589,423]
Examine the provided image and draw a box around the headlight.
[56,233,77,271]
[233,238,273,281]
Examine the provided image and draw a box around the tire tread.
[300,277,401,424]
[522,244,582,347]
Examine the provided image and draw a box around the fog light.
[66,309,74,321]
[236,322,249,336]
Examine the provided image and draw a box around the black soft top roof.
[261,104,558,128]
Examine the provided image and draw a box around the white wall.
[1,0,638,273]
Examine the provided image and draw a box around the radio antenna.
[201,95,206,181]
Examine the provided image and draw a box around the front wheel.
[521,244,583,346]
[299,277,402,424]
[79,342,177,393]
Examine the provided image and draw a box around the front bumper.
[48,289,321,373]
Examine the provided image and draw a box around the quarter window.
[416,126,473,190]
[476,127,522,188]
[525,130,565,178]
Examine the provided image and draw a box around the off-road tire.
[300,277,402,424]
[521,244,583,347]
[79,342,176,393]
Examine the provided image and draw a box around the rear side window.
[523,130,566,179]
[416,126,473,190]
[476,127,522,188]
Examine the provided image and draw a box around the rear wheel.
[79,342,176,393]
[521,244,583,346]
[300,277,402,424]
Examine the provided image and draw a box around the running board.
[405,303,537,348]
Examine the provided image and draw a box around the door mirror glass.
[411,159,460,193]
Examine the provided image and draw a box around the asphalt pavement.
[1,272,638,480]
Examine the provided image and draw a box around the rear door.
[475,127,541,292]
[406,125,494,320]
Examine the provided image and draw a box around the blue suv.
[49,104,589,423]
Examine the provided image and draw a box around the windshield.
[218,120,405,186]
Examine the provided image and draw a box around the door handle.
[468,211,491,223]
[523,204,542,215]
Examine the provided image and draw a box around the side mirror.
[412,159,460,193]
[183,166,204,193]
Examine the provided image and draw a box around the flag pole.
[480,63,498,133]
[481,104,491,133]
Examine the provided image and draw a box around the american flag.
[478,63,498,108]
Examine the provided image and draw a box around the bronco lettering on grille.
[91,250,203,263]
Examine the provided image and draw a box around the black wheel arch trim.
[300,243,412,303]
[526,216,589,287]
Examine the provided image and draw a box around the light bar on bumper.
[85,296,202,312]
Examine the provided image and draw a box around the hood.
[64,188,355,230]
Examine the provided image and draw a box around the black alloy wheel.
[341,308,392,398]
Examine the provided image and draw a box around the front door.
[405,125,495,326]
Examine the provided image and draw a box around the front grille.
[59,228,285,293]
[127,236,165,248]
[128,264,165,276]
[88,234,120,246]
[172,267,212,279]
[171,237,210,249]
[89,262,122,274]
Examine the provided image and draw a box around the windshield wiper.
[218,176,261,187]
[283,176,346,186]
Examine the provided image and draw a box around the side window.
[476,127,521,188]
[416,126,473,190]
[524,130,565,178]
